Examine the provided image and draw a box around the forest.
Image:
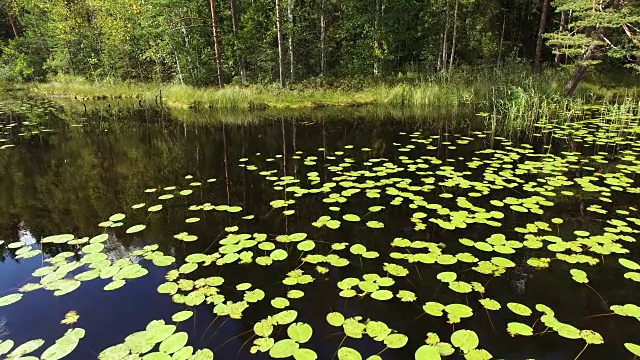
[0,0,638,100]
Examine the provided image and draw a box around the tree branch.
[622,23,640,47]
[599,33,619,48]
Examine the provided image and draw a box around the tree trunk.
[497,11,506,66]
[436,33,443,70]
[373,0,380,75]
[441,0,450,72]
[320,0,326,76]
[563,44,596,96]
[1,2,20,38]
[554,11,567,66]
[448,0,458,70]
[288,0,295,82]
[275,0,285,87]
[533,0,551,74]
[229,0,246,84]
[209,0,224,88]
[174,51,184,85]
[7,13,19,37]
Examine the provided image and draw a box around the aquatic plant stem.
[199,315,221,344]
[375,347,388,356]
[484,307,496,333]
[236,334,256,359]
[215,328,254,350]
[580,312,615,321]
[332,335,347,360]
[205,318,230,344]
[585,283,607,306]
[573,343,588,360]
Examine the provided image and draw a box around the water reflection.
[0,106,638,359]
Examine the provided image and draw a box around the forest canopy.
[0,0,638,95]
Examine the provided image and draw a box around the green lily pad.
[450,329,479,352]
[507,322,533,336]
[159,332,188,354]
[171,311,193,322]
[0,293,23,306]
[624,343,640,356]
[507,302,532,316]
[126,224,146,234]
[269,339,299,358]
[337,347,361,360]
[415,345,441,360]
[287,322,313,343]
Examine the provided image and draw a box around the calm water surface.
[0,106,639,360]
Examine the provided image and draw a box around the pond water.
[0,105,640,360]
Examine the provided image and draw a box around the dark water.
[0,106,639,360]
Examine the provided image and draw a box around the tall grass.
[28,62,640,133]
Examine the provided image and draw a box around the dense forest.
[0,0,638,95]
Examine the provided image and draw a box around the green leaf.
[270,249,288,261]
[507,302,532,316]
[293,348,318,360]
[157,282,178,295]
[327,312,345,327]
[384,333,408,349]
[415,345,441,360]
[0,340,14,356]
[436,272,457,283]
[191,349,214,360]
[142,352,172,360]
[179,263,198,274]
[287,322,313,343]
[271,297,290,309]
[7,339,45,358]
[109,213,126,222]
[159,332,188,354]
[82,242,104,254]
[507,322,533,336]
[269,339,299,358]
[365,321,391,342]
[98,344,130,359]
[42,234,74,244]
[343,214,361,222]
[343,318,365,338]
[104,280,126,291]
[423,302,445,317]
[41,328,84,360]
[254,320,273,337]
[479,298,501,311]
[0,293,23,306]
[366,221,384,229]
[371,290,393,301]
[126,224,146,234]
[619,258,640,270]
[450,329,479,352]
[624,343,640,356]
[172,346,193,360]
[297,240,316,251]
[350,244,367,255]
[337,347,362,360]
[580,330,604,344]
[464,348,493,360]
[171,311,193,323]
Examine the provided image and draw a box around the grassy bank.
[31,81,384,110]
[22,65,640,133]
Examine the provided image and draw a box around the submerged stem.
[573,343,588,360]
[332,335,347,360]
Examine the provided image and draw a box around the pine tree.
[546,0,640,95]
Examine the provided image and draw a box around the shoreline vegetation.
[29,69,640,112]
[22,65,639,132]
